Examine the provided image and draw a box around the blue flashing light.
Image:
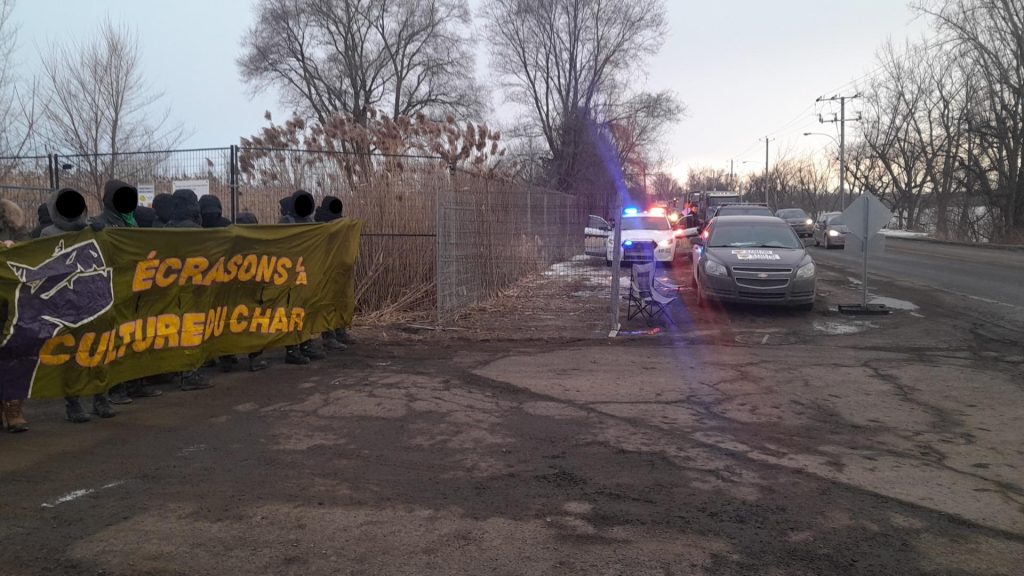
[624,240,634,247]
[623,207,639,216]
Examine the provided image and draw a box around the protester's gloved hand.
[90,221,106,232]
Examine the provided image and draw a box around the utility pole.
[762,137,774,208]
[817,94,861,210]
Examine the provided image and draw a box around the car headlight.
[796,261,816,279]
[828,229,840,237]
[705,260,728,277]
[805,218,813,225]
[658,238,673,248]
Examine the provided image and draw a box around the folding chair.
[626,262,678,324]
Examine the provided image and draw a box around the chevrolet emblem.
[757,273,769,279]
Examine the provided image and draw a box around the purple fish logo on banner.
[0,239,114,399]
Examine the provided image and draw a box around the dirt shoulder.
[1,259,1022,575]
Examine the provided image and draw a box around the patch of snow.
[813,320,878,336]
[869,296,919,311]
[880,229,930,239]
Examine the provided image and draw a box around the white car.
[605,211,681,266]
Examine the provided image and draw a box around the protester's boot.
[218,355,236,373]
[284,345,310,365]
[334,328,355,346]
[248,353,268,372]
[2,399,29,433]
[180,371,213,391]
[64,396,91,423]
[321,331,347,352]
[107,383,134,405]
[300,340,326,361]
[92,394,116,419]
[127,379,163,398]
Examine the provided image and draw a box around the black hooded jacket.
[236,212,259,225]
[135,206,157,228]
[94,179,138,228]
[39,188,90,238]
[314,195,344,223]
[279,190,315,224]
[199,195,231,228]
[152,193,174,227]
[30,203,53,238]
[167,189,202,228]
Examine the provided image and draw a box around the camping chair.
[626,262,678,325]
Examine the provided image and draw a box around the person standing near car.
[0,198,31,432]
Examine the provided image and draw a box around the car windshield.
[708,223,802,249]
[621,216,670,231]
[717,206,773,216]
[826,215,845,225]
[777,209,808,219]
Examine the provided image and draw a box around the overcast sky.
[13,0,927,181]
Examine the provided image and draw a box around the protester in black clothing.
[94,180,140,228]
[135,206,157,228]
[163,189,215,390]
[199,195,231,228]
[30,203,52,238]
[37,188,118,422]
[230,211,268,371]
[278,190,326,365]
[167,189,203,228]
[314,196,343,223]
[313,195,355,349]
[236,212,258,225]
[152,193,174,228]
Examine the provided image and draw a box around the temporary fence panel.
[436,171,590,324]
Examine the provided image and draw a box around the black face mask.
[56,190,86,220]
[293,194,315,218]
[112,188,138,214]
[328,198,343,215]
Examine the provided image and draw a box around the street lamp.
[803,131,847,210]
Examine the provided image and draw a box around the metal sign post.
[839,192,892,315]
[609,199,623,335]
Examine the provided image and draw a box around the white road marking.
[40,481,124,508]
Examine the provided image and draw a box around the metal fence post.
[53,153,60,190]
[47,154,56,190]
[229,145,239,222]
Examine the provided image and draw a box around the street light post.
[803,131,845,210]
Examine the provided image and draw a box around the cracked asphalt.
[1,256,1023,575]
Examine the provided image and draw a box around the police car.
[606,208,683,266]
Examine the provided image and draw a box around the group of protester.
[0,181,352,434]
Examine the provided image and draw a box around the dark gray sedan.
[686,216,816,310]
[776,208,814,238]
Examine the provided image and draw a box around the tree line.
[1,0,684,216]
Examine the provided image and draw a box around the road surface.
[811,236,1024,311]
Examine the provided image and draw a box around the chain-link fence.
[437,172,589,323]
[0,147,601,327]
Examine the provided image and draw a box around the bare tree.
[238,0,482,130]
[0,0,37,173]
[481,0,683,206]
[39,20,183,202]
[914,0,1024,239]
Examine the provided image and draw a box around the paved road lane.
[810,237,1024,309]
